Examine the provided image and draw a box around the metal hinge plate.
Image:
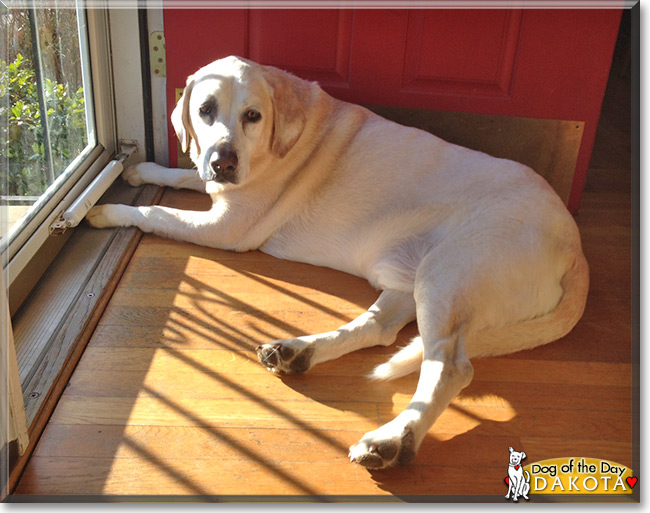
[149,31,166,78]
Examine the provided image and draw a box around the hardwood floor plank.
[48,396,380,432]
[469,358,630,387]
[106,283,370,313]
[62,368,631,418]
[116,256,379,301]
[16,456,502,496]
[83,325,407,354]
[379,403,631,442]
[30,424,518,470]
[72,344,632,389]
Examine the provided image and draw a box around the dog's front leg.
[122,162,207,193]
[510,478,520,501]
[256,289,416,375]
[514,476,524,501]
[505,482,512,499]
[86,203,238,249]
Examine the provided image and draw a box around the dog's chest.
[260,216,361,275]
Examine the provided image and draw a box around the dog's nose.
[210,146,238,177]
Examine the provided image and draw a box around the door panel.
[248,10,353,89]
[401,10,522,97]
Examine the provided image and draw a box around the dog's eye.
[199,104,212,116]
[245,109,262,123]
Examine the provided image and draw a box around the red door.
[163,8,621,213]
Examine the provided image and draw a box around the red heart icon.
[515,465,520,470]
[505,477,509,485]
[626,476,638,489]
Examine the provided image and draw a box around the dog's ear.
[521,451,527,460]
[262,65,311,158]
[171,77,199,155]
[509,447,514,453]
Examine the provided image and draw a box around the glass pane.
[0,4,96,241]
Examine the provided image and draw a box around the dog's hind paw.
[256,341,314,375]
[348,427,416,469]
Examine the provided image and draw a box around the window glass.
[1,5,96,241]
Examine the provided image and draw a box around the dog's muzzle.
[203,145,239,184]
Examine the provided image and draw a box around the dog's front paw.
[349,426,416,469]
[86,204,132,229]
[256,340,315,375]
[122,164,146,187]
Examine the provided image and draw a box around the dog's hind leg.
[256,289,416,375]
[348,330,473,468]
[349,258,475,468]
[522,473,531,500]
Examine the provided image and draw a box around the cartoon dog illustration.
[506,447,531,501]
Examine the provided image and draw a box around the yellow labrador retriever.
[87,56,589,469]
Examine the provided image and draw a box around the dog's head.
[171,55,312,187]
[508,446,527,466]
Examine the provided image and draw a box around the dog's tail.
[368,336,424,381]
[472,252,589,357]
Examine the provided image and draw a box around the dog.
[86,55,589,469]
[506,447,531,501]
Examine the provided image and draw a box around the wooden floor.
[14,56,633,500]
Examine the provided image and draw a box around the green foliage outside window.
[1,53,87,197]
